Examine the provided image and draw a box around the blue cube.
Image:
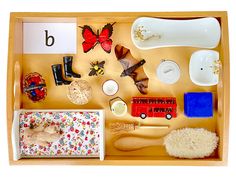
[184,92,213,117]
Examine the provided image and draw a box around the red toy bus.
[131,97,177,120]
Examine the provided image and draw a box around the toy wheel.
[165,114,172,120]
[140,113,147,119]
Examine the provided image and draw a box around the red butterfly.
[80,23,115,53]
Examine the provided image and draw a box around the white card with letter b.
[23,23,77,54]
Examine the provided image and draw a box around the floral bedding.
[19,111,103,158]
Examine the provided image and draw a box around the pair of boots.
[51,56,81,86]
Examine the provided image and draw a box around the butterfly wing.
[81,25,97,53]
[100,39,112,53]
[82,42,96,53]
[98,23,114,53]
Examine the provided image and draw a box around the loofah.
[164,128,219,159]
[67,80,92,105]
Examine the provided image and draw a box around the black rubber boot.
[63,56,81,78]
[51,64,71,85]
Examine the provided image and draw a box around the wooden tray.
[7,12,230,165]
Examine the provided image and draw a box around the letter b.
[45,30,55,47]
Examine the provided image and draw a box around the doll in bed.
[23,123,61,147]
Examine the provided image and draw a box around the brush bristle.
[164,128,219,159]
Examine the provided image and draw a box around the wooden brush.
[109,122,169,134]
[114,128,219,159]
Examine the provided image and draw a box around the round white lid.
[102,80,119,96]
[156,60,180,84]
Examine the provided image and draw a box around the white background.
[0,0,235,176]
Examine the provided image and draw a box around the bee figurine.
[89,60,105,76]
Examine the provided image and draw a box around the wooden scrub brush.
[109,122,169,134]
[114,128,219,159]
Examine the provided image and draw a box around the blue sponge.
[184,92,213,117]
